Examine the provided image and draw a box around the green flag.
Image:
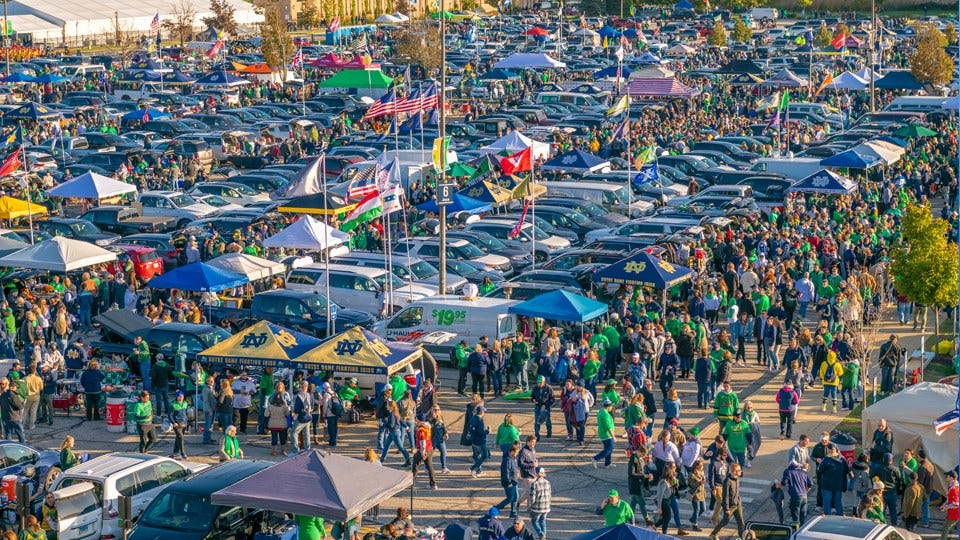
[780,91,790,111]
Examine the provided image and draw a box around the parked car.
[137,191,218,228]
[35,218,120,246]
[106,244,165,281]
[80,206,176,235]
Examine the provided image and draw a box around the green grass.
[924,358,954,382]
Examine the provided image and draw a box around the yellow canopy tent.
[0,196,47,220]
[510,177,546,200]
[196,321,323,369]
[477,3,498,14]
[293,326,421,376]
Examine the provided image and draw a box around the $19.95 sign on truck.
[431,309,466,326]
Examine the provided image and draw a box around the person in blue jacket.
[478,506,505,540]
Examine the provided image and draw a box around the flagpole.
[530,163,536,271]
[438,0,448,297]
[322,155,333,337]
[18,130,32,244]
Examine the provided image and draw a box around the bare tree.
[108,15,137,68]
[260,2,292,80]
[163,0,198,46]
[203,0,239,35]
[393,21,441,74]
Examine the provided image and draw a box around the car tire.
[43,466,61,491]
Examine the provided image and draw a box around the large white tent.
[862,382,957,496]
[207,253,286,281]
[477,131,551,160]
[825,72,869,91]
[46,172,137,200]
[262,216,348,251]
[0,237,116,272]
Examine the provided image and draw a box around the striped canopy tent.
[627,78,700,98]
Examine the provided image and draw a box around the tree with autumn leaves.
[911,23,955,85]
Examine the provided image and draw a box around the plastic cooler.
[105,393,127,433]
[0,476,15,501]
[831,432,856,465]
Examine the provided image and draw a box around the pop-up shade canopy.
[293,326,420,376]
[147,262,249,292]
[262,215,349,250]
[593,251,694,289]
[0,237,116,272]
[0,196,46,220]
[46,172,138,199]
[197,321,322,368]
[508,290,608,323]
[571,523,678,540]
[206,252,286,281]
[788,169,857,194]
[493,53,566,69]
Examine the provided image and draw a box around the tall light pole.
[868,0,876,112]
[2,0,9,76]
[437,0,448,295]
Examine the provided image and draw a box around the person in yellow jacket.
[818,351,844,414]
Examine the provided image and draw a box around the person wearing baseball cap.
[478,506,504,540]
[599,489,634,526]
[505,516,535,540]
[592,398,616,469]
[531,375,554,440]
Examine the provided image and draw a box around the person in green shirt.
[219,424,243,461]
[900,448,919,474]
[389,374,408,403]
[664,313,682,339]
[510,336,531,391]
[296,515,325,540]
[455,340,470,395]
[599,489,634,526]
[134,336,153,392]
[582,352,602,396]
[495,413,521,453]
[338,378,362,404]
[601,379,621,408]
[754,289,771,314]
[840,359,860,411]
[593,399,616,468]
[722,411,752,467]
[713,381,740,433]
[134,391,157,453]
[59,435,78,470]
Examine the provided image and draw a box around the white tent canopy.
[862,382,957,496]
[262,215,348,251]
[374,14,401,23]
[826,72,869,90]
[477,131,551,160]
[851,140,903,165]
[207,253,286,281]
[665,43,696,55]
[762,68,810,88]
[493,53,566,69]
[46,172,138,199]
[0,237,116,272]
[633,66,675,79]
[854,66,877,82]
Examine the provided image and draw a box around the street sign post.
[438,183,455,206]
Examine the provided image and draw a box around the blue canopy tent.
[508,290,608,323]
[598,26,620,38]
[674,0,694,8]
[148,262,249,292]
[119,70,163,82]
[541,149,611,174]
[788,169,858,194]
[34,74,68,84]
[595,65,633,78]
[167,71,198,84]
[478,68,520,80]
[874,70,924,90]
[4,102,59,120]
[571,524,678,540]
[877,135,910,148]
[622,28,639,38]
[635,51,663,64]
[417,193,492,214]
[820,150,881,169]
[0,73,35,83]
[128,59,164,71]
[592,251,695,289]
[194,71,250,87]
[121,108,170,121]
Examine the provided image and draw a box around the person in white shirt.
[681,427,703,473]
[231,371,257,434]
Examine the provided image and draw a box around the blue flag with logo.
[634,163,659,185]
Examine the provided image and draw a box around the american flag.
[395,83,438,114]
[150,13,160,33]
[349,34,368,52]
[328,16,341,32]
[291,48,304,70]
[363,88,397,119]
[347,164,379,199]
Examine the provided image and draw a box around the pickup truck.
[80,206,176,235]
[207,289,375,338]
[91,311,232,364]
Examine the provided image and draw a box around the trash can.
[832,432,856,465]
[105,392,127,434]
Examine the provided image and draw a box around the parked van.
[285,263,434,315]
[749,7,778,19]
[61,64,107,80]
[787,102,831,117]
[535,92,604,109]
[332,252,468,294]
[883,96,949,113]
[373,296,519,355]
[750,157,822,180]
[538,181,655,217]
[51,482,103,540]
[584,216,707,243]
[666,185,754,207]
[127,460,273,540]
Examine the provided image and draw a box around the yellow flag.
[815,72,834,96]
[432,136,450,172]
[606,95,628,117]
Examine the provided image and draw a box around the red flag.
[509,200,530,238]
[328,16,341,32]
[0,151,22,178]
[206,39,224,59]
[831,32,845,50]
[499,147,532,175]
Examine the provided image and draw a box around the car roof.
[163,460,271,495]
[297,263,385,276]
[141,190,182,197]
[796,516,884,540]
[61,453,165,478]
[111,244,155,254]
[153,322,219,334]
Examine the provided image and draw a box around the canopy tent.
[788,169,857,194]
[508,290,608,323]
[206,253,286,281]
[458,180,513,205]
[854,140,904,165]
[541,149,611,174]
[627,78,700,98]
[45,172,138,199]
[294,326,421,376]
[197,321,322,368]
[310,53,348,69]
[35,74,69,84]
[478,68,521,81]
[571,523,678,540]
[598,26,620,38]
[429,10,454,18]
[674,0,694,8]
[509,177,547,200]
[820,149,882,169]
[0,237,28,258]
[493,53,566,70]
[212,450,413,522]
[262,215,349,251]
[595,65,633,79]
[119,70,162,82]
[392,11,410,20]
[893,124,938,138]
[943,95,960,110]
[0,237,116,272]
[634,51,663,64]
[715,59,765,75]
[843,34,864,48]
[862,382,957,497]
[853,67,876,82]
[166,71,198,84]
[319,69,393,89]
[417,193,492,214]
[276,193,357,217]
[874,70,923,90]
[824,71,868,90]
[762,68,809,87]
[0,73,35,83]
[127,59,165,71]
[3,102,59,120]
[478,131,551,160]
[374,13,402,23]
[148,262,248,292]
[728,73,764,86]
[524,27,551,36]
[592,251,695,289]
[665,43,696,55]
[121,108,170,122]
[0,196,46,220]
[446,162,478,178]
[633,66,675,78]
[193,71,250,87]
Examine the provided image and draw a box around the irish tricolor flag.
[340,192,383,232]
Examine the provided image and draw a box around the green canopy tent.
[429,10,454,18]
[892,124,937,139]
[318,69,394,99]
[446,162,477,178]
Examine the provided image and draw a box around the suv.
[286,263,433,316]
[49,453,208,540]
[463,219,571,262]
[35,218,120,246]
[138,191,219,228]
[128,460,272,540]
[399,238,514,277]
[333,252,467,294]
[163,140,213,172]
[747,515,920,540]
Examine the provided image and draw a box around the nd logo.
[239,332,268,348]
[334,339,363,355]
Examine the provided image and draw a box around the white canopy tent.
[493,53,566,70]
[207,253,286,281]
[374,14,402,23]
[851,140,903,165]
[862,382,957,497]
[854,67,877,82]
[0,237,116,272]
[665,43,696,55]
[45,172,138,199]
[762,68,810,88]
[262,216,348,251]
[477,131,552,160]
[633,66,675,79]
[826,72,869,90]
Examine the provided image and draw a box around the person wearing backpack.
[877,335,903,395]
[322,382,342,447]
[818,351,844,414]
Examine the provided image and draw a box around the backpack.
[824,362,837,384]
[330,396,345,417]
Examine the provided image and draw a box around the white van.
[52,482,102,540]
[373,296,519,354]
[787,102,831,117]
[286,263,434,315]
[535,92,606,111]
[749,7,778,19]
[883,96,950,113]
[666,185,754,207]
[539,181,655,217]
[750,157,822,180]
[61,64,107,80]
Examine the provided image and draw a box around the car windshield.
[688,159,709,171]
[302,294,330,312]
[231,184,258,195]
[199,328,231,346]
[138,492,214,532]
[373,272,405,289]
[580,202,607,217]
[169,193,196,207]
[199,195,231,207]
[409,260,439,279]
[566,211,591,225]
[525,225,550,241]
[446,259,474,275]
[69,221,100,235]
[453,242,485,259]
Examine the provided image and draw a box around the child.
[662,388,681,429]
